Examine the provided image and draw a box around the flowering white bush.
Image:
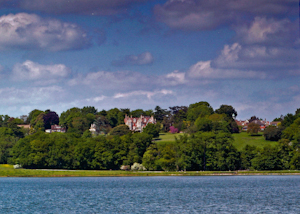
[131,163,146,171]
[13,164,22,169]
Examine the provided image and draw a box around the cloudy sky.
[0,0,299,120]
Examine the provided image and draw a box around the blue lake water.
[0,176,299,213]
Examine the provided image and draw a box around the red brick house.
[124,115,156,132]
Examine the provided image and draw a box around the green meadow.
[154,132,184,143]
[155,132,277,151]
[232,132,278,151]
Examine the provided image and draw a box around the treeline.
[1,101,300,171]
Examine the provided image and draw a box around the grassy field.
[154,133,184,143]
[232,132,278,151]
[0,165,299,177]
[155,132,277,151]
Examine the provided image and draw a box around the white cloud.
[12,60,70,83]
[113,90,173,99]
[112,51,154,66]
[235,17,297,46]
[164,70,186,85]
[187,60,266,79]
[214,42,300,73]
[154,0,298,31]
[86,95,107,102]
[0,13,91,51]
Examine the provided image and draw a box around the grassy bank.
[154,133,183,143]
[1,165,299,177]
[232,132,277,150]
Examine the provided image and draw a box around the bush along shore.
[1,102,300,172]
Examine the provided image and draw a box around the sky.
[0,0,298,120]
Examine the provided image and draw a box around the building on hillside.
[235,118,278,131]
[45,125,66,133]
[270,121,281,127]
[124,115,156,132]
[89,124,97,133]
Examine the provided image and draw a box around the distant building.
[270,121,281,127]
[235,118,279,131]
[89,123,97,133]
[45,125,66,133]
[124,115,156,132]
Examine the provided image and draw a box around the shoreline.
[1,168,300,177]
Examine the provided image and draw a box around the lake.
[0,176,299,213]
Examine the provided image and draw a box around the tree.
[187,101,214,122]
[59,107,81,129]
[94,116,111,134]
[154,106,168,122]
[43,110,59,130]
[264,126,283,141]
[81,106,97,115]
[240,145,257,169]
[281,113,296,127]
[143,123,159,138]
[130,109,145,118]
[106,108,121,128]
[215,105,237,118]
[195,117,213,132]
[247,122,260,135]
[27,109,44,124]
[251,145,281,170]
[109,125,131,136]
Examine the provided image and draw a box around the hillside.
[155,132,278,151]
[232,132,278,150]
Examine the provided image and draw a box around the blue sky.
[0,0,298,120]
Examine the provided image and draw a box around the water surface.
[0,176,299,213]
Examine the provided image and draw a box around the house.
[235,119,271,131]
[89,124,97,133]
[124,115,156,132]
[270,121,281,127]
[45,125,66,133]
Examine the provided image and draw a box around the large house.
[124,115,156,132]
[45,125,66,133]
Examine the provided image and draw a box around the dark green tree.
[143,123,159,138]
[109,125,131,136]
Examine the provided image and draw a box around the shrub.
[131,163,146,171]
[169,126,178,134]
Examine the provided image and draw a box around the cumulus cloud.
[187,60,266,79]
[154,0,298,30]
[12,60,70,83]
[235,17,298,46]
[0,13,91,51]
[163,70,186,85]
[112,52,154,66]
[17,0,148,15]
